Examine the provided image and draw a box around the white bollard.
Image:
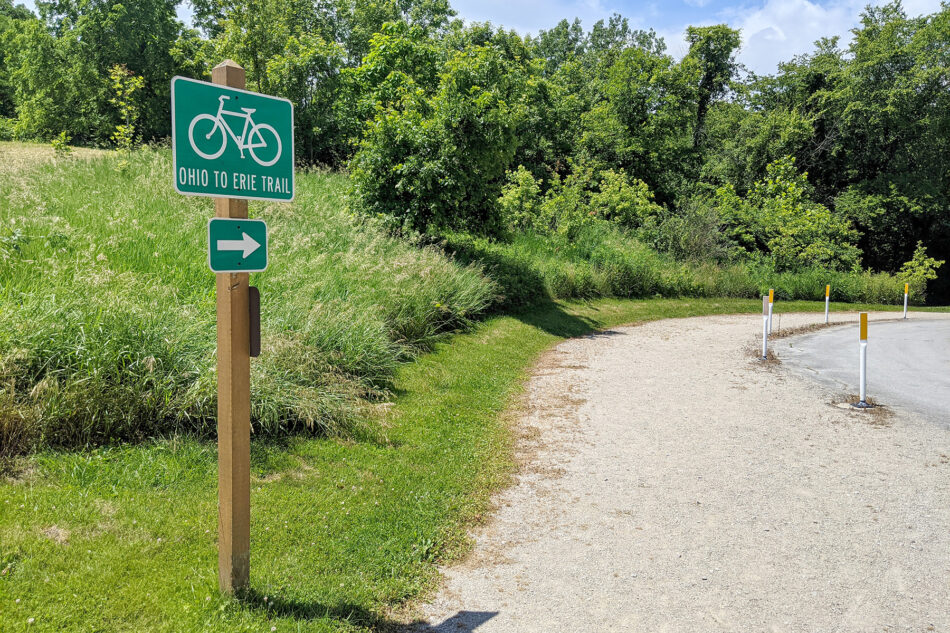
[825,284,830,324]
[853,313,872,409]
[903,283,909,319]
[761,295,769,360]
[768,288,774,335]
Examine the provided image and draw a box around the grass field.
[1,142,945,631]
[5,296,937,632]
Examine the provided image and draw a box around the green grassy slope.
[0,145,494,453]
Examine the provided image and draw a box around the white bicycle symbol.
[188,95,282,167]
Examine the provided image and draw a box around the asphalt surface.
[776,316,950,427]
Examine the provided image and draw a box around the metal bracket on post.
[249,286,261,358]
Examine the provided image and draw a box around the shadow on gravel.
[403,610,498,632]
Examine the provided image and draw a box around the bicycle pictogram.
[188,95,282,167]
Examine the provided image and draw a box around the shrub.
[589,169,662,230]
[350,44,525,234]
[50,131,72,157]
[539,170,594,239]
[899,241,944,302]
[715,156,861,271]
[497,165,543,232]
[644,198,732,262]
[498,163,664,240]
[0,117,14,141]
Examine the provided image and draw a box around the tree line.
[1,0,947,299]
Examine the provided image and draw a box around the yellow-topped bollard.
[853,313,872,409]
[825,284,831,324]
[768,289,775,334]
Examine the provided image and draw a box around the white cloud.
[667,0,946,75]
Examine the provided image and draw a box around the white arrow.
[217,232,261,258]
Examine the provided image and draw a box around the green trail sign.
[172,76,294,202]
[208,218,268,273]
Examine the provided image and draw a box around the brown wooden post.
[212,59,251,594]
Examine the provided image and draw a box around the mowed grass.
[3,296,944,632]
[0,144,495,453]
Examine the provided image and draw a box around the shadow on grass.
[240,589,497,632]
[241,588,382,626]
[440,233,606,338]
[509,297,601,338]
[440,233,548,311]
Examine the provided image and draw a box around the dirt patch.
[0,142,105,176]
[41,525,70,545]
[1,459,38,484]
[830,395,894,426]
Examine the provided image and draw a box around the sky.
[17,0,946,74]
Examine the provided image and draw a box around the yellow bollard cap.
[769,289,774,303]
[905,283,909,294]
[826,284,830,297]
[860,313,868,340]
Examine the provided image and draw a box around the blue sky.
[18,0,945,74]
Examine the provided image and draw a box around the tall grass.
[0,146,495,454]
[442,223,909,309]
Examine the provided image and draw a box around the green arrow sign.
[208,218,268,273]
[172,76,294,202]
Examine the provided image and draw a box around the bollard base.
[850,400,874,410]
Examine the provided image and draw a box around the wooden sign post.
[213,60,251,594]
[171,59,293,594]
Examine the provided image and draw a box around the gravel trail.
[410,312,950,632]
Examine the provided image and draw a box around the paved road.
[776,317,950,427]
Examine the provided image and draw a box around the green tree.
[7,18,108,141]
[701,102,814,194]
[715,157,861,271]
[350,43,527,233]
[0,1,36,119]
[336,21,444,155]
[10,0,182,142]
[578,38,693,204]
[108,63,144,152]
[682,25,741,149]
[266,33,348,164]
[532,18,585,74]
[898,242,945,302]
